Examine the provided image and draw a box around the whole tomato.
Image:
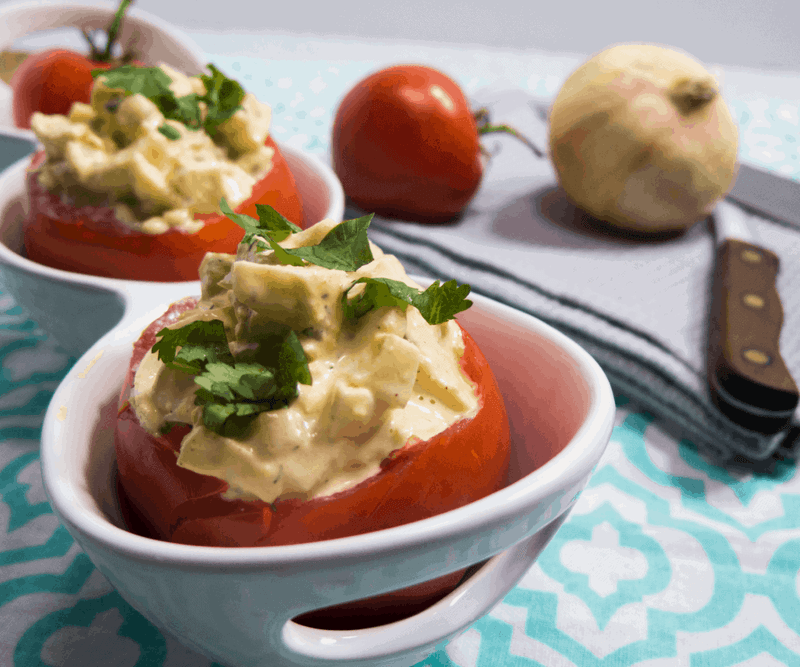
[11,0,138,129]
[332,65,484,224]
[114,297,510,627]
[23,136,304,282]
[332,65,541,224]
[11,50,128,129]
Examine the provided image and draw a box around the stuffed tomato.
[114,211,510,552]
[23,64,303,282]
[116,299,509,547]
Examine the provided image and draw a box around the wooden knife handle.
[708,239,799,433]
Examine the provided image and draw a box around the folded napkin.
[363,87,800,461]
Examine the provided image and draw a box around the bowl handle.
[279,513,567,667]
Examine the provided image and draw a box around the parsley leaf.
[280,214,374,271]
[160,421,182,435]
[93,63,244,138]
[219,197,269,250]
[254,204,302,240]
[413,279,473,324]
[200,64,246,135]
[151,320,232,374]
[341,277,419,320]
[265,235,306,267]
[275,330,313,390]
[155,91,203,129]
[222,201,375,272]
[220,198,301,251]
[157,124,181,140]
[342,278,472,324]
[195,362,275,402]
[93,64,173,97]
[151,319,311,437]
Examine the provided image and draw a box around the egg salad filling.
[29,64,274,234]
[129,207,478,503]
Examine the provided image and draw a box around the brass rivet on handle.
[743,293,765,309]
[742,348,771,365]
[741,249,762,263]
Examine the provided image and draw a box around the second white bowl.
[0,137,345,360]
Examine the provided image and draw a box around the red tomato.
[10,49,137,130]
[332,65,483,224]
[114,297,510,626]
[23,136,304,282]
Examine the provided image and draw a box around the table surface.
[1,34,800,667]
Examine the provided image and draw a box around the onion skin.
[548,44,739,235]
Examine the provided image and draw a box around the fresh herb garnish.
[157,124,181,140]
[274,329,313,388]
[222,200,375,272]
[200,64,247,134]
[219,198,300,250]
[221,200,471,324]
[275,214,374,271]
[152,320,311,437]
[151,319,231,374]
[342,277,472,325]
[93,64,173,97]
[160,421,182,435]
[92,63,245,139]
[412,279,474,324]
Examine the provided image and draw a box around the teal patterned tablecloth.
[2,34,800,666]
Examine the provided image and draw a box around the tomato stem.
[103,0,134,61]
[474,107,543,158]
[85,0,135,63]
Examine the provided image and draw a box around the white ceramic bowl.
[0,133,345,360]
[40,281,615,667]
[0,0,209,124]
[0,2,348,359]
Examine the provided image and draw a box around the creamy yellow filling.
[30,64,274,234]
[130,220,479,503]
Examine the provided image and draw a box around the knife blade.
[708,199,799,433]
[727,162,800,228]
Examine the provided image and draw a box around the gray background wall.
[2,0,800,71]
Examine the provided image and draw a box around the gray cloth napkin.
[363,87,800,462]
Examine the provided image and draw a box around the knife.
[708,198,799,434]
[728,162,800,228]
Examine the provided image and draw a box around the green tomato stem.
[103,0,133,61]
[474,107,543,158]
[86,0,135,63]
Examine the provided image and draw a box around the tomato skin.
[11,49,134,130]
[115,297,510,548]
[332,65,484,224]
[22,136,304,281]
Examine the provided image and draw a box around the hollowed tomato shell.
[114,297,510,627]
[23,136,303,282]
